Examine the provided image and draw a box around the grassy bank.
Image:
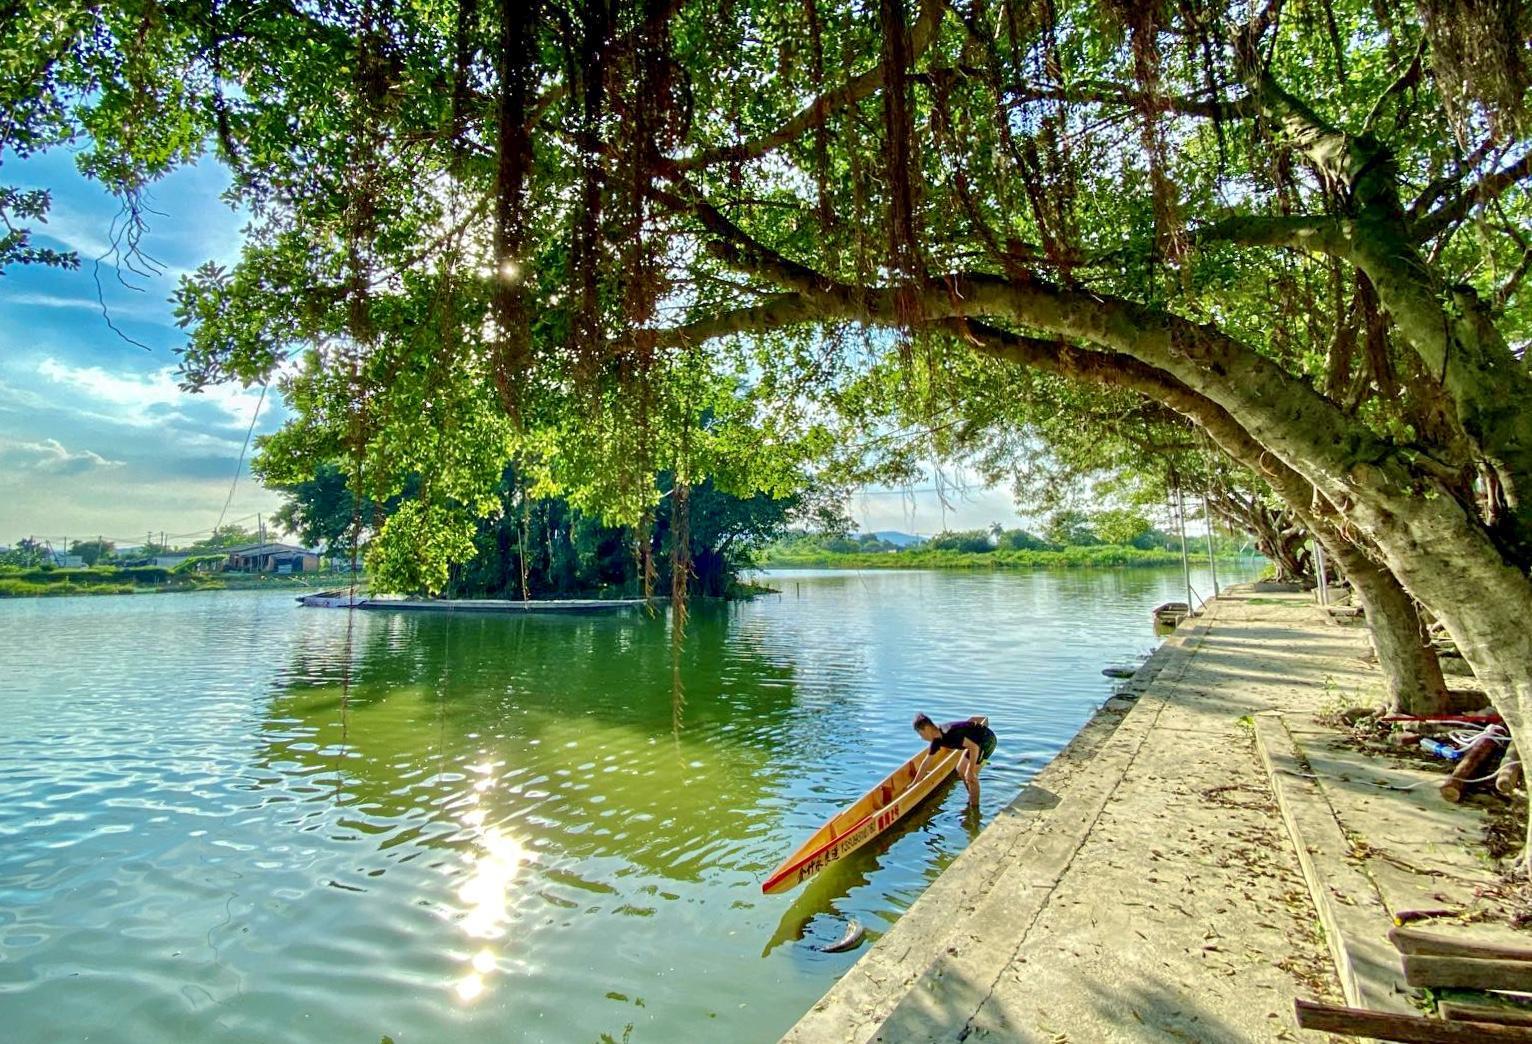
[0,566,353,598]
[758,545,1254,570]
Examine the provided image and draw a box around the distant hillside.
[864,530,925,548]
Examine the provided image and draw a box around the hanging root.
[1417,0,1529,143]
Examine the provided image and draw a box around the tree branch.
[671,0,944,171]
[1195,213,1351,256]
[1406,140,1499,222]
[1244,69,1400,211]
[1496,248,1532,313]
[1361,36,1426,136]
[650,183,839,294]
[1004,79,1257,121]
[1414,150,1532,242]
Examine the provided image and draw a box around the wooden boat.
[761,745,964,895]
[296,590,365,607]
[1151,600,1191,628]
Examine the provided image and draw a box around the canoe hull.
[761,745,964,895]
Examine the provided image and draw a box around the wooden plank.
[1390,926,1532,962]
[1255,714,1413,1013]
[1294,999,1532,1041]
[1404,955,1532,990]
[1439,1001,1532,1027]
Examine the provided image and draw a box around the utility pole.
[1175,486,1194,612]
[258,514,264,544]
[1202,495,1219,598]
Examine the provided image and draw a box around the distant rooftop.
[223,542,318,556]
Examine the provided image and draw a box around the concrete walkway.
[782,588,1359,1043]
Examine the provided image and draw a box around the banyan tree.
[6,2,1532,836]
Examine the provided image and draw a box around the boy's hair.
[912,713,935,731]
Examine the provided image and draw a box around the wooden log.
[1390,926,1532,962]
[1439,1001,1532,1027]
[1403,954,1532,990]
[1498,743,1523,797]
[1440,726,1507,803]
[1294,999,1532,1041]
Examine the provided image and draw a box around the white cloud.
[0,470,285,543]
[30,204,117,261]
[34,356,267,431]
[0,293,100,311]
[0,379,57,415]
[0,436,124,474]
[0,291,171,321]
[844,463,1031,536]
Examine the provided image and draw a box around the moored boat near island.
[296,591,651,613]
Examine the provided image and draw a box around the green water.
[0,564,1252,1042]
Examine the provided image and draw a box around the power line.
[214,381,268,536]
[848,486,946,497]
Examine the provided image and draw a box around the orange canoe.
[761,745,964,895]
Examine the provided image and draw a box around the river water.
[0,564,1250,1042]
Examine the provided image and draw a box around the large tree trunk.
[669,201,1532,859]
[1213,493,1312,583]
[1342,493,1532,865]
[1321,537,1450,716]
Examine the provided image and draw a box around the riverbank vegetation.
[13,0,1532,855]
[761,544,1190,570]
[0,566,335,598]
[760,510,1254,569]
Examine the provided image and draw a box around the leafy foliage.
[13,0,1532,737]
[68,539,114,566]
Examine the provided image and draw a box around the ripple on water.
[0,565,1251,1041]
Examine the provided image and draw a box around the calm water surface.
[0,565,1250,1042]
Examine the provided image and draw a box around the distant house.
[222,543,321,574]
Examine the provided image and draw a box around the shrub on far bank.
[0,578,135,597]
[758,543,1207,570]
[0,566,171,585]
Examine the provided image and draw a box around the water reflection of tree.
[259,604,802,882]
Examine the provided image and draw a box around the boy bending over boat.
[913,713,997,807]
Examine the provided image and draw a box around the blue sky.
[0,149,1020,549]
[0,149,288,549]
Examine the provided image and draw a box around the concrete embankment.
[782,587,1353,1043]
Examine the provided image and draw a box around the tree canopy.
[9,0,1532,837]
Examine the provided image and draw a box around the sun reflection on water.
[459,827,524,939]
[450,771,526,1004]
